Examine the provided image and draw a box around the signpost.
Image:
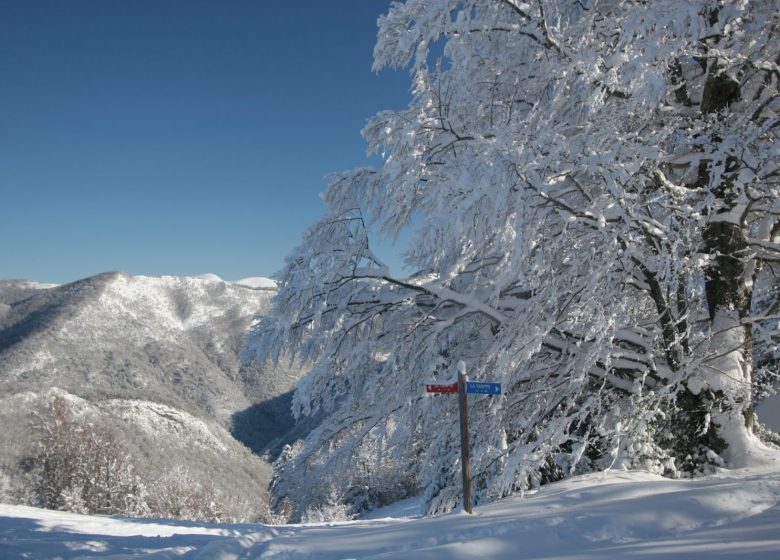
[425,361,502,514]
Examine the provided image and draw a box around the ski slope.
[2,461,780,559]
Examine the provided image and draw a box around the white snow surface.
[18,280,59,289]
[4,460,780,559]
[193,273,224,282]
[145,273,276,290]
[232,277,277,290]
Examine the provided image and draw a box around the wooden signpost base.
[458,369,473,514]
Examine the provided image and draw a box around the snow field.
[2,461,780,559]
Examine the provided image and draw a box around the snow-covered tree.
[21,397,254,521]
[257,0,780,517]
[25,397,147,516]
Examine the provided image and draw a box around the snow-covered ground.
[3,458,780,559]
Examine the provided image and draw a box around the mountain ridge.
[0,271,300,521]
[0,271,281,422]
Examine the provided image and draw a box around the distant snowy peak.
[232,277,277,290]
[0,279,58,306]
[0,279,58,289]
[193,273,224,282]
[16,280,58,290]
[142,273,276,290]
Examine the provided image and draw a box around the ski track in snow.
[3,464,780,559]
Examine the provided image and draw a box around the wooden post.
[426,361,500,514]
[457,364,473,514]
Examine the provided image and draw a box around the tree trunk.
[683,62,756,464]
[697,218,755,465]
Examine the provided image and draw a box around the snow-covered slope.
[0,272,304,520]
[2,460,780,559]
[0,388,273,520]
[0,272,283,423]
[232,276,277,290]
[0,280,57,321]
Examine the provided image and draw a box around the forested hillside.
[0,273,303,521]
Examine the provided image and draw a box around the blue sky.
[0,0,411,284]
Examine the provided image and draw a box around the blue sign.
[465,381,502,395]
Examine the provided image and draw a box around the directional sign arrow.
[465,381,502,395]
[425,382,459,394]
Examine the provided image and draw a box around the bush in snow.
[22,396,147,516]
[19,396,263,523]
[146,465,217,522]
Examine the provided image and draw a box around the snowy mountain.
[0,272,279,422]
[0,272,303,521]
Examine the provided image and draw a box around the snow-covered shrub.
[755,422,780,450]
[23,396,146,516]
[19,396,264,522]
[270,415,420,521]
[148,466,212,521]
[300,490,352,523]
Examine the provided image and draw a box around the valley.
[0,272,303,522]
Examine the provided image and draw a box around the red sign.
[425,382,458,394]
